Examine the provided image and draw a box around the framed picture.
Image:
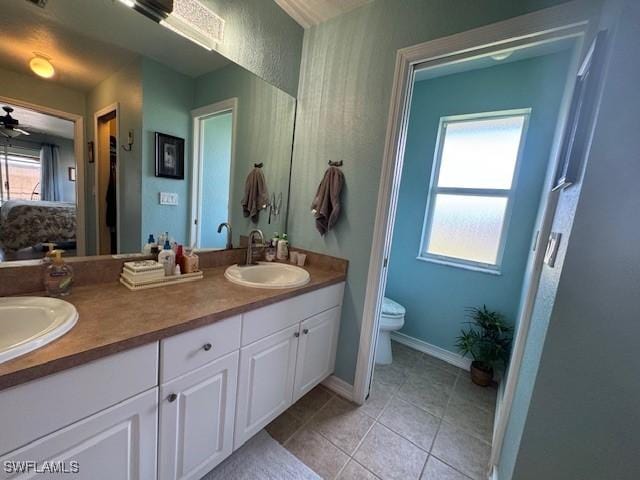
[155,132,184,179]
[553,31,607,191]
[68,166,76,182]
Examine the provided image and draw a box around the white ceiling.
[274,0,372,28]
[1,0,230,92]
[2,103,74,139]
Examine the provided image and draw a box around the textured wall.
[288,0,573,384]
[386,52,571,354]
[499,1,640,478]
[203,0,304,96]
[85,59,143,255]
[141,58,195,246]
[194,63,296,246]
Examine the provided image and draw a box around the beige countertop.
[0,264,346,391]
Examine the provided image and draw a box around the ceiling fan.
[0,106,31,138]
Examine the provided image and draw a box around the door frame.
[189,98,238,248]
[93,103,120,255]
[0,95,86,256]
[351,0,599,471]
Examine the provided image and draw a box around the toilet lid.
[382,297,405,317]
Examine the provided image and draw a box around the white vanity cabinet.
[234,283,345,448]
[0,343,159,480]
[157,315,242,480]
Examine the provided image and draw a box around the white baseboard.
[322,375,354,401]
[390,332,472,371]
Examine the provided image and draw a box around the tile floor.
[266,341,497,480]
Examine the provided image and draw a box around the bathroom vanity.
[0,265,345,480]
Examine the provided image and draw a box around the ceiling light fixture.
[29,55,55,79]
[491,50,514,61]
[117,0,136,7]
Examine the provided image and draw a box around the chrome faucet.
[217,222,233,250]
[244,229,265,266]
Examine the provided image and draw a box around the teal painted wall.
[194,63,296,246]
[85,59,142,255]
[202,0,303,96]
[200,112,233,248]
[141,58,194,246]
[385,52,572,354]
[288,0,572,384]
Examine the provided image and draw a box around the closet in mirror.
[0,0,295,262]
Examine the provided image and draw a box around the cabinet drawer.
[242,282,344,346]
[0,342,158,455]
[160,315,241,383]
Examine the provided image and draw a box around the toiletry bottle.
[44,250,73,297]
[158,239,176,276]
[175,245,184,273]
[271,232,279,247]
[143,234,156,255]
[277,233,289,260]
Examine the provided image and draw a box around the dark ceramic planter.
[470,361,493,387]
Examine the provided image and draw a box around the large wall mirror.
[0,0,296,262]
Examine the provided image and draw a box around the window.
[0,147,41,204]
[419,110,530,272]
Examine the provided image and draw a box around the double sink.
[0,262,310,364]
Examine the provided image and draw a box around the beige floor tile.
[372,362,408,388]
[338,460,380,480]
[421,456,471,480]
[414,354,464,376]
[406,362,458,393]
[288,385,334,422]
[285,427,349,480]
[354,423,428,480]
[431,422,491,480]
[443,395,494,443]
[378,397,440,451]
[397,373,453,418]
[309,397,375,454]
[451,377,497,414]
[265,410,304,444]
[360,380,398,419]
[390,341,422,369]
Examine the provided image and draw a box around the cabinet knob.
[167,393,177,403]
[203,343,212,351]
[303,328,309,335]
[294,332,300,338]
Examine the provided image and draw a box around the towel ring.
[328,160,343,167]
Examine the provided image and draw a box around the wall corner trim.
[390,332,472,371]
[322,375,354,402]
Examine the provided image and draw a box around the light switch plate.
[159,192,178,206]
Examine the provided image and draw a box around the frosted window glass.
[437,116,525,189]
[427,194,508,265]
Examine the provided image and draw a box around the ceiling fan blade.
[14,128,30,136]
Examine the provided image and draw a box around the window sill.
[415,255,502,276]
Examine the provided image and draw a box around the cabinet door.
[293,306,341,402]
[1,389,158,480]
[234,324,299,449]
[158,351,239,480]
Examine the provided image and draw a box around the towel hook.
[254,162,263,168]
[328,160,343,167]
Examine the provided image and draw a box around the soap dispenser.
[44,250,74,297]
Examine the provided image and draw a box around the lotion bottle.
[276,233,289,260]
[44,250,73,297]
[158,239,176,276]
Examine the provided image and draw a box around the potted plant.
[455,306,513,387]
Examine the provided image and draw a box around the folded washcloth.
[311,166,344,235]
[242,167,269,223]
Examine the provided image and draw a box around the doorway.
[94,106,118,255]
[351,4,598,478]
[190,98,237,249]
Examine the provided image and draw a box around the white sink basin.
[0,297,78,364]
[225,262,310,289]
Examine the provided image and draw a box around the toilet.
[375,297,406,365]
